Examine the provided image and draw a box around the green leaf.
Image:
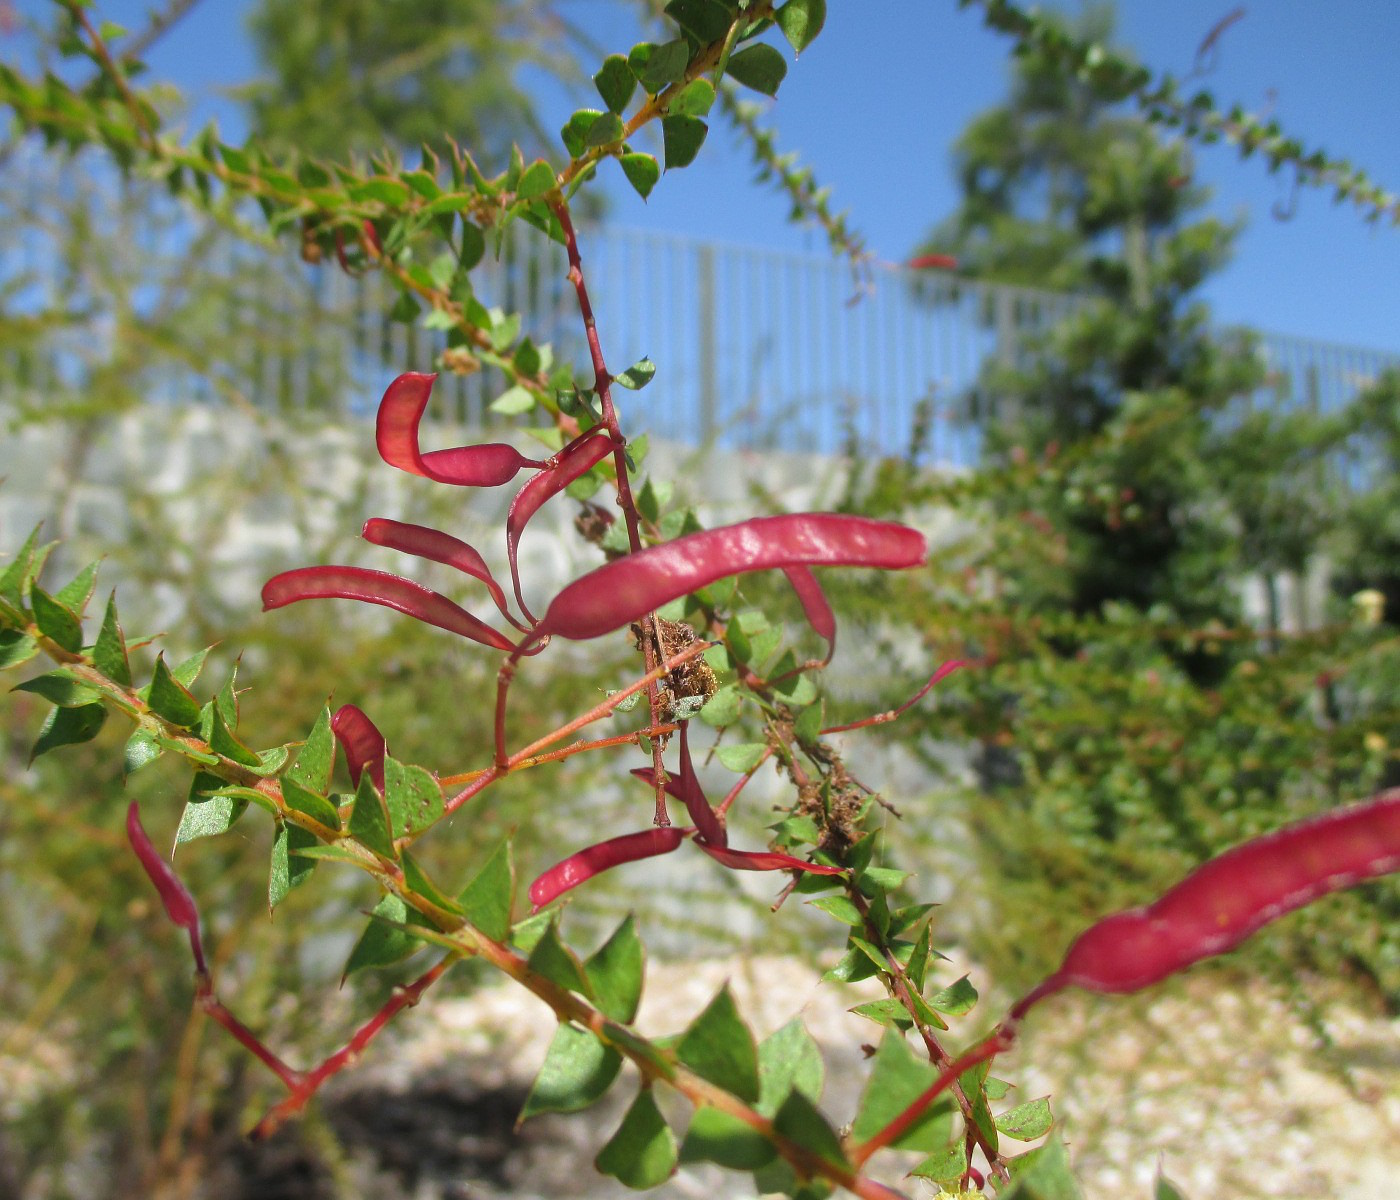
[860,866,910,891]
[170,647,211,689]
[850,1031,953,1152]
[176,773,247,843]
[725,43,787,95]
[926,974,978,1017]
[998,1137,1081,1200]
[269,820,318,908]
[146,655,201,728]
[89,594,131,686]
[715,742,766,773]
[527,921,594,999]
[54,562,99,615]
[280,776,341,831]
[772,1089,846,1168]
[561,108,603,157]
[614,357,657,390]
[522,1023,622,1117]
[457,839,514,941]
[629,39,691,93]
[123,730,161,775]
[806,895,863,927]
[515,159,556,200]
[401,850,461,913]
[383,756,443,838]
[793,700,824,744]
[584,111,625,150]
[13,670,99,706]
[348,178,410,205]
[0,630,37,671]
[678,1107,775,1169]
[285,707,335,792]
[666,0,733,43]
[594,54,636,114]
[757,1019,824,1116]
[775,0,826,53]
[910,1138,966,1183]
[847,998,912,1029]
[960,1060,999,1155]
[30,703,105,760]
[344,892,430,977]
[596,1088,677,1189]
[618,153,660,200]
[208,704,261,767]
[695,684,739,727]
[0,526,43,614]
[676,984,759,1102]
[821,944,879,983]
[670,78,716,118]
[348,773,397,860]
[490,384,535,415]
[662,115,708,169]
[29,586,82,652]
[584,915,645,1023]
[1154,1172,1189,1200]
[996,1097,1054,1142]
[510,909,554,955]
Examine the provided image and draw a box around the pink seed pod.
[262,565,516,652]
[529,827,689,910]
[695,842,845,875]
[632,723,726,846]
[782,565,837,658]
[536,514,927,642]
[375,373,544,486]
[331,704,387,792]
[506,430,616,620]
[361,518,522,629]
[1014,789,1400,1015]
[126,802,207,975]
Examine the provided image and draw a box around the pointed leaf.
[850,1031,953,1152]
[585,915,645,1023]
[522,1023,622,1117]
[628,39,690,93]
[458,839,515,941]
[614,357,657,390]
[666,0,732,43]
[124,730,161,775]
[30,703,105,760]
[13,670,98,706]
[927,974,978,1016]
[725,43,787,95]
[383,756,444,838]
[619,153,660,200]
[401,850,462,913]
[772,1089,846,1169]
[662,114,707,169]
[269,820,318,908]
[757,1020,824,1117]
[344,892,429,977]
[594,54,636,114]
[596,1088,677,1189]
[208,704,261,767]
[348,772,397,861]
[676,984,759,1102]
[776,0,825,53]
[0,525,43,613]
[280,776,342,831]
[30,585,82,652]
[584,111,624,149]
[998,1137,1081,1200]
[515,159,556,200]
[93,593,132,686]
[670,78,716,118]
[526,921,594,999]
[285,706,335,793]
[996,1097,1054,1142]
[176,774,247,844]
[678,1107,775,1169]
[54,562,99,614]
[146,655,201,728]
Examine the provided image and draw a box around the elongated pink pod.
[1014,790,1400,1015]
[361,518,521,628]
[262,565,516,652]
[331,704,386,792]
[127,802,207,974]
[536,514,927,642]
[632,725,727,846]
[529,827,688,910]
[783,565,836,656]
[506,431,616,619]
[696,842,845,875]
[375,373,543,486]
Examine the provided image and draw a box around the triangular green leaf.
[678,1106,775,1170]
[526,921,594,999]
[457,839,514,942]
[92,593,132,686]
[595,1088,677,1189]
[613,356,657,390]
[996,1096,1054,1142]
[344,892,430,977]
[670,78,716,118]
[998,1137,1081,1200]
[280,776,342,831]
[724,42,787,96]
[30,703,105,760]
[146,655,202,728]
[584,915,644,1023]
[383,756,443,838]
[665,0,732,43]
[594,54,636,114]
[676,984,759,1102]
[662,114,708,169]
[53,562,99,615]
[849,1031,953,1152]
[124,730,162,775]
[515,158,556,200]
[910,1138,966,1183]
[401,850,462,913]
[208,704,261,767]
[757,1019,823,1117]
[170,647,211,689]
[628,39,690,93]
[269,820,318,908]
[584,111,624,150]
[775,0,826,53]
[926,974,978,1017]
[30,585,82,652]
[176,772,247,843]
[0,630,38,671]
[521,1023,622,1118]
[13,670,99,707]
[285,707,335,792]
[0,525,43,614]
[618,152,660,200]
[772,1089,846,1169]
[348,773,397,860]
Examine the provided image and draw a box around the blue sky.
[14,0,1400,353]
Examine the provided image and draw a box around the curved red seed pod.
[537,514,927,642]
[529,827,688,911]
[782,565,836,659]
[375,372,544,486]
[331,704,387,792]
[1013,789,1400,1017]
[126,802,207,974]
[361,518,523,630]
[262,565,516,652]
[821,659,967,735]
[696,842,845,875]
[632,725,727,847]
[506,430,616,620]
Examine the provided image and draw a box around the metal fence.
[5,150,1398,469]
